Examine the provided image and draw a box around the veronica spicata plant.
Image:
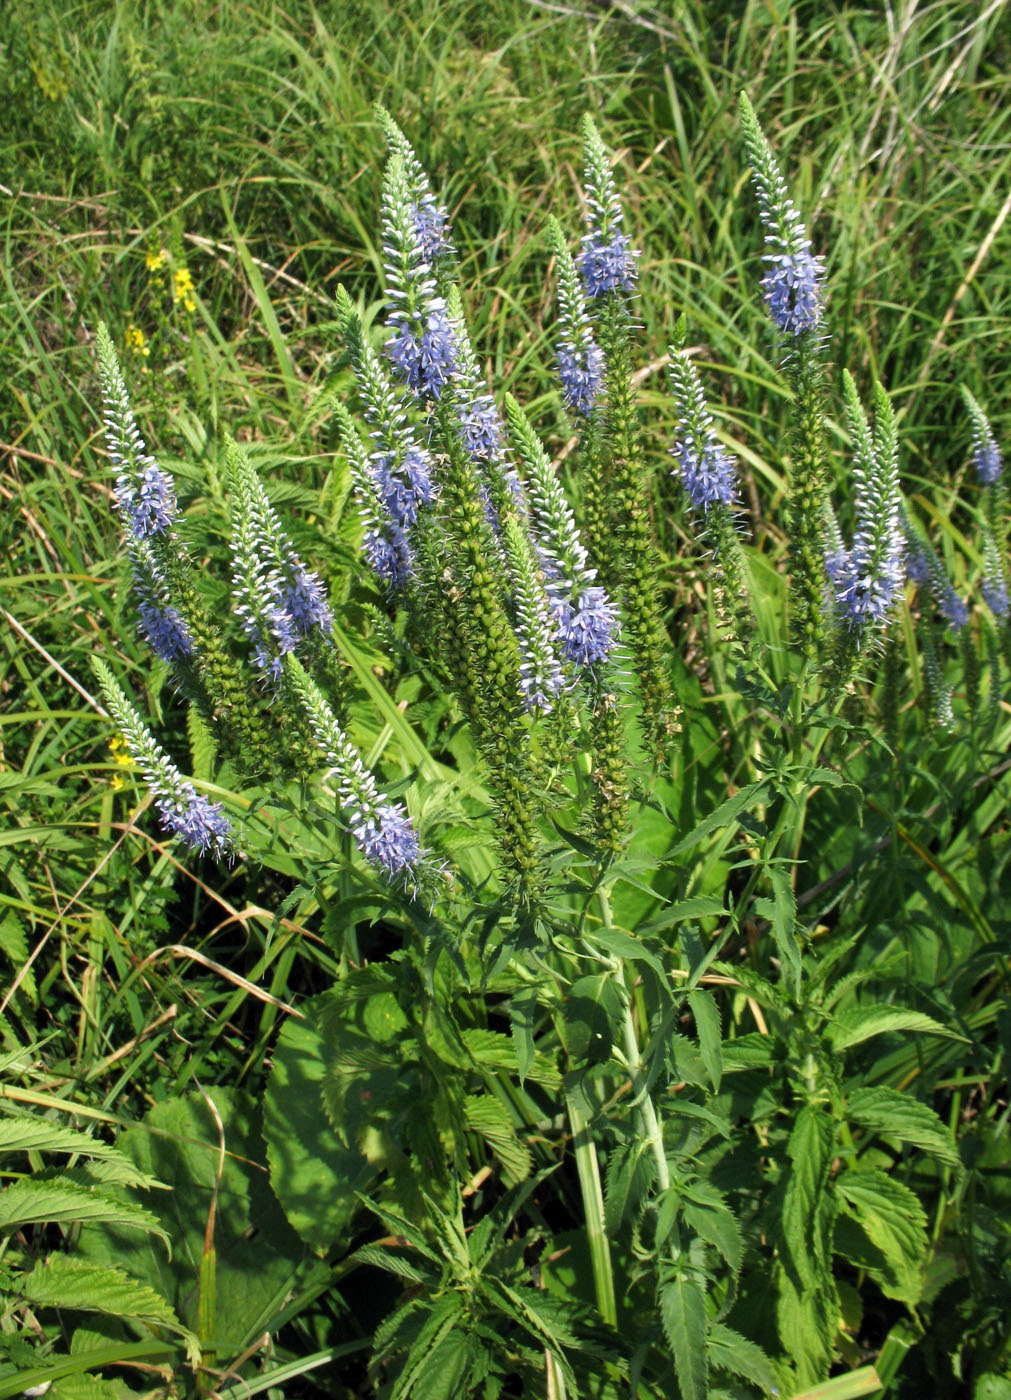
[84,101,1009,1400]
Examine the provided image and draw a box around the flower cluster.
[129,536,193,664]
[95,662,233,861]
[962,387,1003,486]
[576,116,639,300]
[286,658,426,886]
[740,93,825,337]
[227,442,334,683]
[550,217,604,416]
[97,323,178,540]
[667,343,738,513]
[829,376,904,634]
[504,394,618,671]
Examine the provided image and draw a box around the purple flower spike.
[672,440,737,512]
[939,587,968,632]
[282,568,333,635]
[760,245,825,336]
[363,527,412,590]
[386,298,457,399]
[577,231,638,299]
[983,573,1009,619]
[411,198,451,264]
[459,395,505,463]
[158,782,233,859]
[351,801,422,881]
[974,435,1002,486]
[137,599,193,663]
[554,586,618,666]
[116,463,177,538]
[557,341,604,417]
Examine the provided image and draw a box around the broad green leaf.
[687,988,722,1090]
[827,1006,964,1052]
[18,1256,183,1331]
[77,1090,304,1358]
[659,1268,708,1400]
[845,1087,960,1168]
[781,1104,834,1290]
[263,998,376,1255]
[707,1321,778,1393]
[0,1180,167,1246]
[834,1169,927,1304]
[562,974,623,1066]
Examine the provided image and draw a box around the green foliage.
[4,1,1011,1396]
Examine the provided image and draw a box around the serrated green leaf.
[263,997,376,1255]
[781,1104,834,1291]
[670,783,769,858]
[687,988,722,1090]
[776,1265,837,1387]
[186,704,217,782]
[18,1256,181,1328]
[707,1321,778,1393]
[0,1118,159,1189]
[834,1169,927,1303]
[586,925,667,978]
[769,866,801,999]
[0,915,35,1002]
[463,1094,531,1185]
[827,1006,964,1052]
[0,1180,168,1246]
[682,1180,742,1273]
[604,1138,654,1233]
[76,1091,303,1356]
[659,1268,708,1400]
[845,1087,960,1168]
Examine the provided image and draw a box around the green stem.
[564,1088,617,1327]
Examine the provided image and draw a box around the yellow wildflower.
[125,324,150,359]
[173,266,196,314]
[110,773,125,792]
[145,248,166,272]
[109,735,133,767]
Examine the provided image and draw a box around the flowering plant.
[87,99,1009,1399]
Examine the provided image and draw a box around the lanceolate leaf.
[781,1104,834,1290]
[682,1181,742,1274]
[707,1321,779,1394]
[845,1087,960,1168]
[0,1117,161,1188]
[687,988,722,1090]
[17,1255,186,1334]
[659,1266,708,1400]
[827,1006,964,1052]
[0,1179,169,1246]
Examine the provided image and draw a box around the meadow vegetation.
[2,1,1010,1396]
